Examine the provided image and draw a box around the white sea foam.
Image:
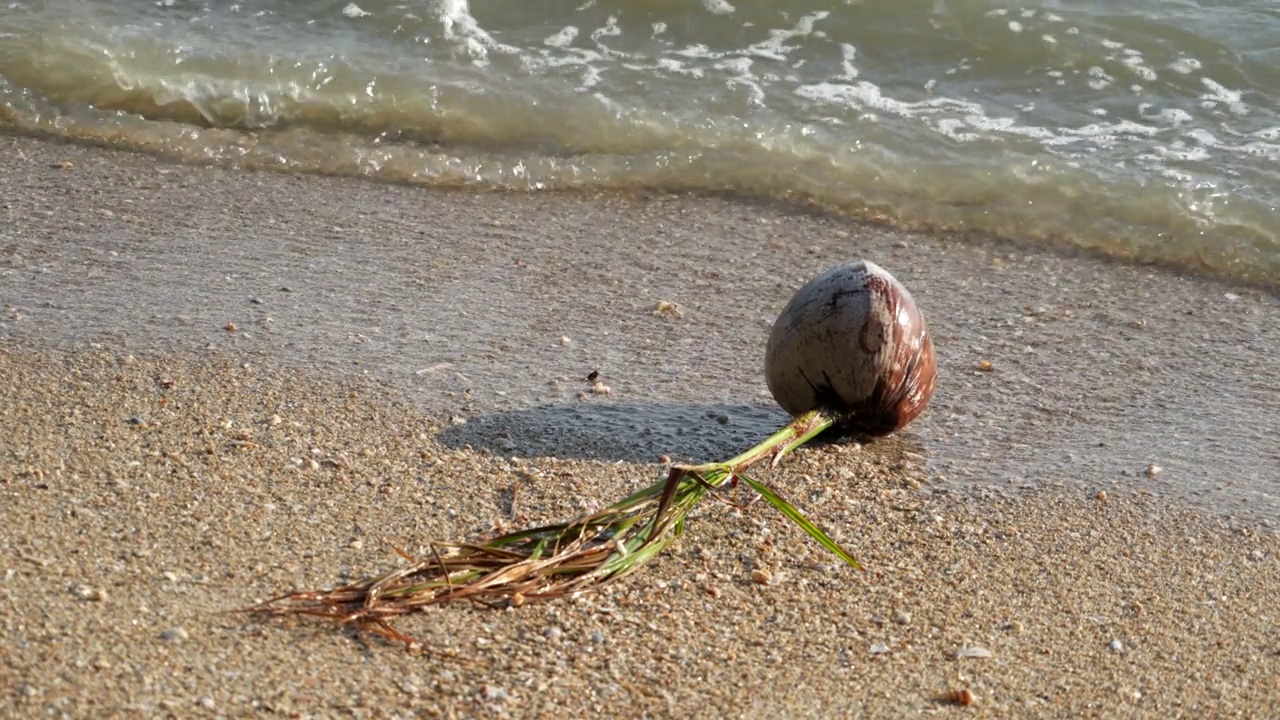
[435,0,520,65]
[715,56,766,107]
[544,26,578,49]
[1186,128,1218,147]
[1159,143,1212,162]
[341,3,369,18]
[1200,78,1248,115]
[838,43,858,80]
[1150,107,1194,125]
[743,11,828,61]
[1122,54,1157,82]
[590,15,622,44]
[1087,66,1113,90]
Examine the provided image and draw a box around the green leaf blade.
[739,474,862,570]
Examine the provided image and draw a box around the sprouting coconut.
[765,259,936,437]
[253,258,936,648]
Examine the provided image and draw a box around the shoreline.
[2,132,1279,716]
[8,128,1280,295]
[2,131,1275,526]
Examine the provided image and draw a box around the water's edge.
[7,125,1275,295]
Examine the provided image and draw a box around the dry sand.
[1,133,1279,718]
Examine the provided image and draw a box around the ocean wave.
[1,0,1276,283]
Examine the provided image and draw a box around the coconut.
[764,259,936,436]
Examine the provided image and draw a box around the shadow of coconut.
[437,399,930,468]
[436,400,794,464]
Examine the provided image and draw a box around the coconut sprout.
[250,259,934,647]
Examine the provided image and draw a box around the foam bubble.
[743,11,829,61]
[1154,108,1194,125]
[590,15,622,43]
[1186,128,1218,147]
[544,26,578,49]
[1122,55,1157,82]
[1087,66,1113,90]
[436,0,520,64]
[838,43,858,80]
[1199,78,1248,115]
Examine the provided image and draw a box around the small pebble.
[73,585,107,602]
[1145,464,1162,479]
[652,300,681,318]
[892,611,912,625]
[589,630,606,645]
[196,697,215,710]
[956,646,993,659]
[869,643,890,655]
[1109,639,1124,652]
[543,626,563,640]
[483,684,509,702]
[750,568,772,585]
[160,627,188,642]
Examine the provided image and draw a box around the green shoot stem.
[250,407,858,644]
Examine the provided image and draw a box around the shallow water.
[2,0,1278,281]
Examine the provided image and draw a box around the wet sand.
[1,133,1278,717]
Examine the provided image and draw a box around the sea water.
[2,0,1277,282]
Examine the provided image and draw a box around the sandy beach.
[2,133,1278,718]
